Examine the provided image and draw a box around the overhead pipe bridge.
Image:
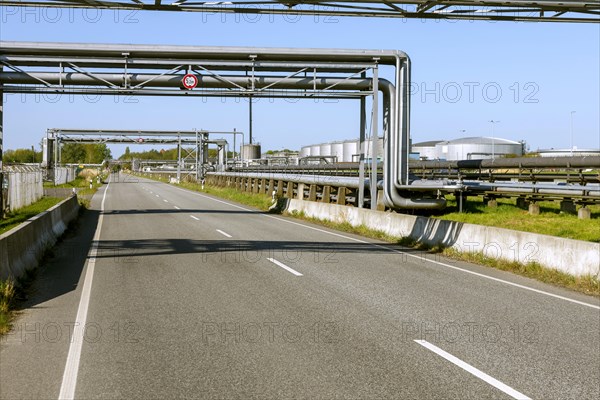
[0,1,598,23]
[0,41,445,210]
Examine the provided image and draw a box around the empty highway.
[1,172,599,399]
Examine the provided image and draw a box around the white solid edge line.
[190,215,199,221]
[58,175,111,400]
[168,180,599,310]
[267,258,303,276]
[414,340,531,400]
[216,229,232,238]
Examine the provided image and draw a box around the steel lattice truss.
[0,41,382,100]
[0,1,598,22]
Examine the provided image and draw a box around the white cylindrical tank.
[443,137,522,160]
[310,144,321,156]
[412,140,443,160]
[320,143,332,157]
[300,146,312,158]
[343,140,358,162]
[330,142,345,161]
[241,144,261,160]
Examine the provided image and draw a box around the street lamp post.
[489,120,500,159]
[570,111,576,156]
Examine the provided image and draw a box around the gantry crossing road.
[1,172,599,399]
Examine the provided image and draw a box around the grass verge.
[0,197,63,235]
[44,172,108,208]
[437,196,600,243]
[0,279,16,335]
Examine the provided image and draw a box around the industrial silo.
[320,143,332,158]
[330,141,345,161]
[241,144,262,160]
[412,140,443,160]
[444,137,523,160]
[342,140,358,162]
[310,144,321,156]
[300,146,312,158]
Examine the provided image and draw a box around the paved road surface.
[1,172,599,399]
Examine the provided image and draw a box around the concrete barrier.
[0,196,80,280]
[286,199,600,278]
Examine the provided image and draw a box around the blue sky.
[1,7,599,156]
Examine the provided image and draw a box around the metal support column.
[249,97,253,144]
[370,62,379,210]
[358,71,366,208]
[195,129,200,181]
[233,128,237,161]
[177,134,181,182]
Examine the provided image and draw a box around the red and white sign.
[137,138,144,143]
[182,73,198,90]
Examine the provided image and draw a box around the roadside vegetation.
[44,168,108,208]
[0,196,63,235]
[0,279,16,335]
[436,196,600,243]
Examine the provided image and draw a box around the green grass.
[0,279,16,335]
[177,181,274,211]
[436,196,600,242]
[441,248,599,297]
[44,174,108,208]
[0,197,63,235]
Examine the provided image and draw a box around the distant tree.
[61,143,87,163]
[3,148,42,163]
[122,146,132,160]
[61,143,111,164]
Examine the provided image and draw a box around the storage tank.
[319,143,332,158]
[342,140,358,162]
[412,140,443,160]
[363,137,384,161]
[330,142,345,161]
[241,144,261,160]
[442,137,522,160]
[300,146,312,158]
[310,144,321,156]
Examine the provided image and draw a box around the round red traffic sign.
[182,73,198,90]
[137,138,144,143]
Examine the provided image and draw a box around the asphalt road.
[1,172,599,399]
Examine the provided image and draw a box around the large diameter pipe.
[208,172,462,193]
[0,72,372,90]
[412,157,600,169]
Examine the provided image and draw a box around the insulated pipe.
[208,172,463,193]
[0,70,445,209]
